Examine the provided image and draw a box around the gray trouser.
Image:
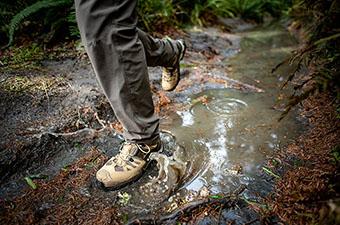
[74,0,179,143]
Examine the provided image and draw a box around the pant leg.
[137,29,179,67]
[75,0,159,143]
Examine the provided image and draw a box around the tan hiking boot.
[162,39,186,91]
[96,139,162,188]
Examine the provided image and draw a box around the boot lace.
[115,143,151,166]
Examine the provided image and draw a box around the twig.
[221,76,264,93]
[0,77,7,83]
[262,166,280,179]
[94,112,106,129]
[42,81,50,109]
[127,185,246,225]
[217,203,224,224]
[32,127,107,139]
[243,218,260,225]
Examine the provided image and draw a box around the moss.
[0,75,64,94]
[1,43,44,70]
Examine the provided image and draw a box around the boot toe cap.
[96,169,112,185]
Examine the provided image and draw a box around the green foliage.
[136,0,291,31]
[1,43,44,70]
[209,0,265,21]
[207,0,291,22]
[137,0,176,31]
[67,7,80,38]
[1,43,45,67]
[1,0,291,45]
[1,0,73,47]
[331,145,340,164]
[12,43,44,64]
[276,0,340,119]
[0,0,34,42]
[6,0,73,47]
[24,177,37,189]
[190,3,208,26]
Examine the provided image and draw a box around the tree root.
[221,76,264,93]
[31,127,121,142]
[127,185,246,225]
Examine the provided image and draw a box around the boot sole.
[164,40,186,92]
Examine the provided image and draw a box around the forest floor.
[263,93,340,224]
[0,20,339,224]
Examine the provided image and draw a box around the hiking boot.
[162,39,186,91]
[96,139,162,188]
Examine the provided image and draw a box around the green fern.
[67,7,80,38]
[208,0,265,22]
[137,0,175,31]
[5,0,72,48]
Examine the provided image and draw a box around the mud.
[1,21,305,224]
[0,61,121,200]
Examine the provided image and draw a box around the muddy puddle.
[173,24,302,193]
[0,22,304,224]
[121,24,303,222]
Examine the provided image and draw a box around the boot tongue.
[119,143,138,160]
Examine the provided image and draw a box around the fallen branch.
[32,127,110,140]
[127,185,246,225]
[220,76,264,93]
[94,112,107,129]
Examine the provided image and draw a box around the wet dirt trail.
[0,22,305,224]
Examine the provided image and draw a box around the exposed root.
[33,127,107,139]
[94,112,107,129]
[127,185,246,224]
[219,76,264,93]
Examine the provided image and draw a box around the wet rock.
[218,18,256,32]
[188,27,235,58]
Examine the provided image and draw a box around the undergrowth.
[0,0,74,47]
[275,0,340,119]
[0,0,291,47]
[0,43,45,70]
[0,75,64,94]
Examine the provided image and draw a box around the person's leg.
[75,0,159,143]
[137,28,186,91]
[75,0,162,188]
[137,28,178,67]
